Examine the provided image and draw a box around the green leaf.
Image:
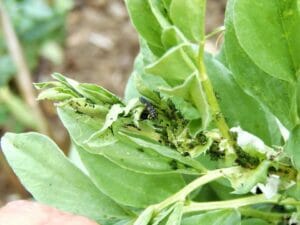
[145,44,196,86]
[64,98,109,117]
[148,0,171,28]
[225,161,270,194]
[125,0,163,48]
[120,132,206,172]
[286,180,300,201]
[133,206,155,225]
[0,132,129,222]
[36,87,76,101]
[233,0,300,82]
[151,205,177,225]
[285,125,300,171]
[100,104,124,132]
[87,128,118,149]
[77,146,185,208]
[88,141,199,175]
[52,73,122,104]
[206,54,282,146]
[224,0,298,130]
[182,209,241,225]
[168,96,200,121]
[59,107,196,175]
[135,73,168,103]
[159,74,210,130]
[124,73,140,102]
[57,107,104,144]
[165,202,184,225]
[169,0,204,42]
[241,219,269,225]
[77,83,122,105]
[161,26,187,49]
[139,38,159,66]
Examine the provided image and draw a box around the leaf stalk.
[154,167,240,212]
[197,0,234,147]
[183,194,281,213]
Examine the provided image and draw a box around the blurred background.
[0,0,226,206]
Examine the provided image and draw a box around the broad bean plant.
[2,0,300,224]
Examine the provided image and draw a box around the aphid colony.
[35,75,259,167]
[130,96,225,159]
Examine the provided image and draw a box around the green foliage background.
[1,0,300,225]
[0,0,72,130]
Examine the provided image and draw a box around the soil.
[0,0,227,206]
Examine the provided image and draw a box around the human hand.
[0,200,98,225]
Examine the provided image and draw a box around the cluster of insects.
[135,96,223,159]
[135,96,260,166]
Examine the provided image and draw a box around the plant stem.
[239,207,290,223]
[154,167,239,212]
[183,194,281,214]
[197,0,234,146]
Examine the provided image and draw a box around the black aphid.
[139,97,158,120]
[182,152,191,157]
[169,160,178,170]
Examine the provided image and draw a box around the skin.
[0,200,99,225]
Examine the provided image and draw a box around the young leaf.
[145,44,196,86]
[100,104,125,132]
[0,132,129,222]
[161,26,187,49]
[36,87,76,101]
[169,0,204,42]
[135,74,166,103]
[182,209,241,225]
[52,73,122,104]
[233,0,300,82]
[159,74,210,129]
[77,83,122,105]
[77,145,186,208]
[224,0,298,130]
